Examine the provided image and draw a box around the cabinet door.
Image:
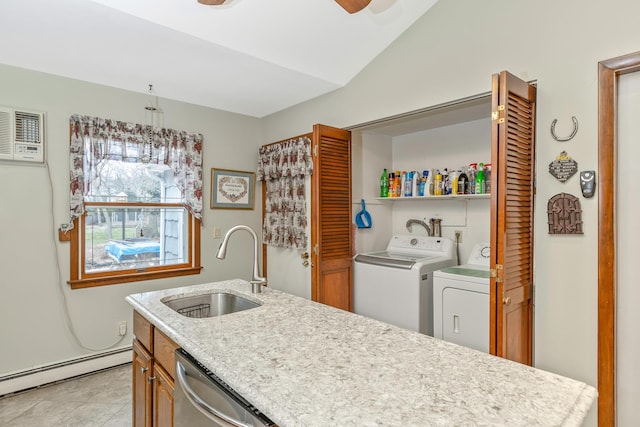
[311,124,353,311]
[489,71,536,365]
[153,363,174,427]
[133,340,153,427]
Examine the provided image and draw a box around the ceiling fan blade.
[198,0,226,5]
[335,0,372,14]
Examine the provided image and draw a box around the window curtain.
[256,137,313,249]
[69,114,204,223]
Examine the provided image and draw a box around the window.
[68,115,203,289]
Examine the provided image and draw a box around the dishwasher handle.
[176,360,252,427]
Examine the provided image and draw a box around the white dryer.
[433,243,491,353]
[353,235,457,335]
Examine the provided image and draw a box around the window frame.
[69,202,201,289]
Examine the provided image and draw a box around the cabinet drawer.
[154,329,179,379]
[133,311,153,352]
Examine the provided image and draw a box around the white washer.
[433,243,491,352]
[353,235,457,335]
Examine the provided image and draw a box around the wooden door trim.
[598,50,640,427]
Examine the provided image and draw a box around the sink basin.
[163,292,261,318]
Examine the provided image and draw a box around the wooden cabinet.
[153,364,174,427]
[133,339,152,427]
[132,311,178,427]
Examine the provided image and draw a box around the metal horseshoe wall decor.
[550,116,579,142]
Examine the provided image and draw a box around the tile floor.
[0,363,131,427]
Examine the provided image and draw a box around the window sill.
[68,266,202,289]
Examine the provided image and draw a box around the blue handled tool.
[355,199,372,229]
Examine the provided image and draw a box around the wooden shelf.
[375,194,490,201]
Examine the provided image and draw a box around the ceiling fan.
[197,0,372,14]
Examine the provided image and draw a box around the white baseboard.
[0,347,132,397]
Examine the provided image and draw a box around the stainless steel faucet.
[406,218,432,236]
[216,225,266,293]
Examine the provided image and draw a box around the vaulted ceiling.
[0,0,437,117]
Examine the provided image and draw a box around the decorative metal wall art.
[550,116,579,142]
[549,151,578,182]
[547,193,583,234]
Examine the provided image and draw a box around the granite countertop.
[126,279,596,427]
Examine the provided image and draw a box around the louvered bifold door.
[490,71,536,365]
[311,124,353,311]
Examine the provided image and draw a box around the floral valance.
[69,114,203,222]
[257,137,313,249]
[257,137,313,181]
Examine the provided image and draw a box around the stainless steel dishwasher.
[175,349,277,427]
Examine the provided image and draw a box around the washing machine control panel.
[468,243,491,266]
[387,235,454,255]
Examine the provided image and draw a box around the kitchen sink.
[162,292,261,318]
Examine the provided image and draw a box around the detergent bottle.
[457,170,469,194]
[388,172,396,197]
[434,170,443,196]
[418,170,428,196]
[451,170,459,195]
[427,169,435,195]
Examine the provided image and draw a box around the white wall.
[0,64,263,377]
[354,117,491,261]
[352,132,393,254]
[261,1,640,424]
[393,118,491,263]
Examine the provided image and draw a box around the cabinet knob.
[503,297,511,306]
[300,252,309,259]
[140,367,148,374]
[302,260,309,267]
[147,376,156,384]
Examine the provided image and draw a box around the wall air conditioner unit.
[0,105,45,163]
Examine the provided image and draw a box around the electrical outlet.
[455,230,463,243]
[117,321,127,336]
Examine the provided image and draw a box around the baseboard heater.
[0,346,132,397]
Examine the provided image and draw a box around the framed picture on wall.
[210,168,255,209]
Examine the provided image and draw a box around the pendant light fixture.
[143,84,164,164]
